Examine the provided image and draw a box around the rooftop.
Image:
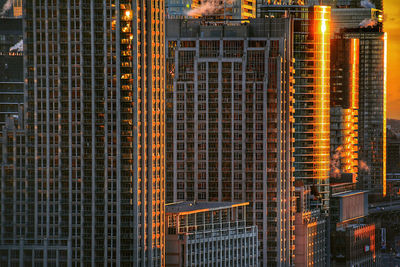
[332,190,367,198]
[166,201,248,215]
[166,18,291,39]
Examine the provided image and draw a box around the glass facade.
[330,38,359,181]
[260,5,332,212]
[342,29,387,198]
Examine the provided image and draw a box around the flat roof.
[332,190,367,198]
[166,201,248,215]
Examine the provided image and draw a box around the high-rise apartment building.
[0,1,165,266]
[340,28,387,199]
[165,19,295,266]
[166,0,256,19]
[330,38,359,181]
[331,4,387,200]
[260,5,332,212]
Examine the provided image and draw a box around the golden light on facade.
[335,38,361,183]
[383,33,388,197]
[351,39,359,110]
[321,21,327,33]
[315,6,331,181]
[125,10,132,19]
[12,0,22,17]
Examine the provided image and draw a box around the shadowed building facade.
[0,1,165,266]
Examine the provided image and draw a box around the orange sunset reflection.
[385,0,400,119]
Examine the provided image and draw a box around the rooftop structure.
[166,0,256,19]
[331,190,368,224]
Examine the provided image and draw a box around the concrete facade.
[0,1,166,266]
[166,202,258,267]
[165,18,295,266]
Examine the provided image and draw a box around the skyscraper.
[260,4,332,212]
[342,28,387,199]
[165,18,295,266]
[0,1,165,265]
[330,2,387,200]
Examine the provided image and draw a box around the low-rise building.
[294,186,328,267]
[165,201,258,267]
[330,180,378,266]
[331,224,377,267]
